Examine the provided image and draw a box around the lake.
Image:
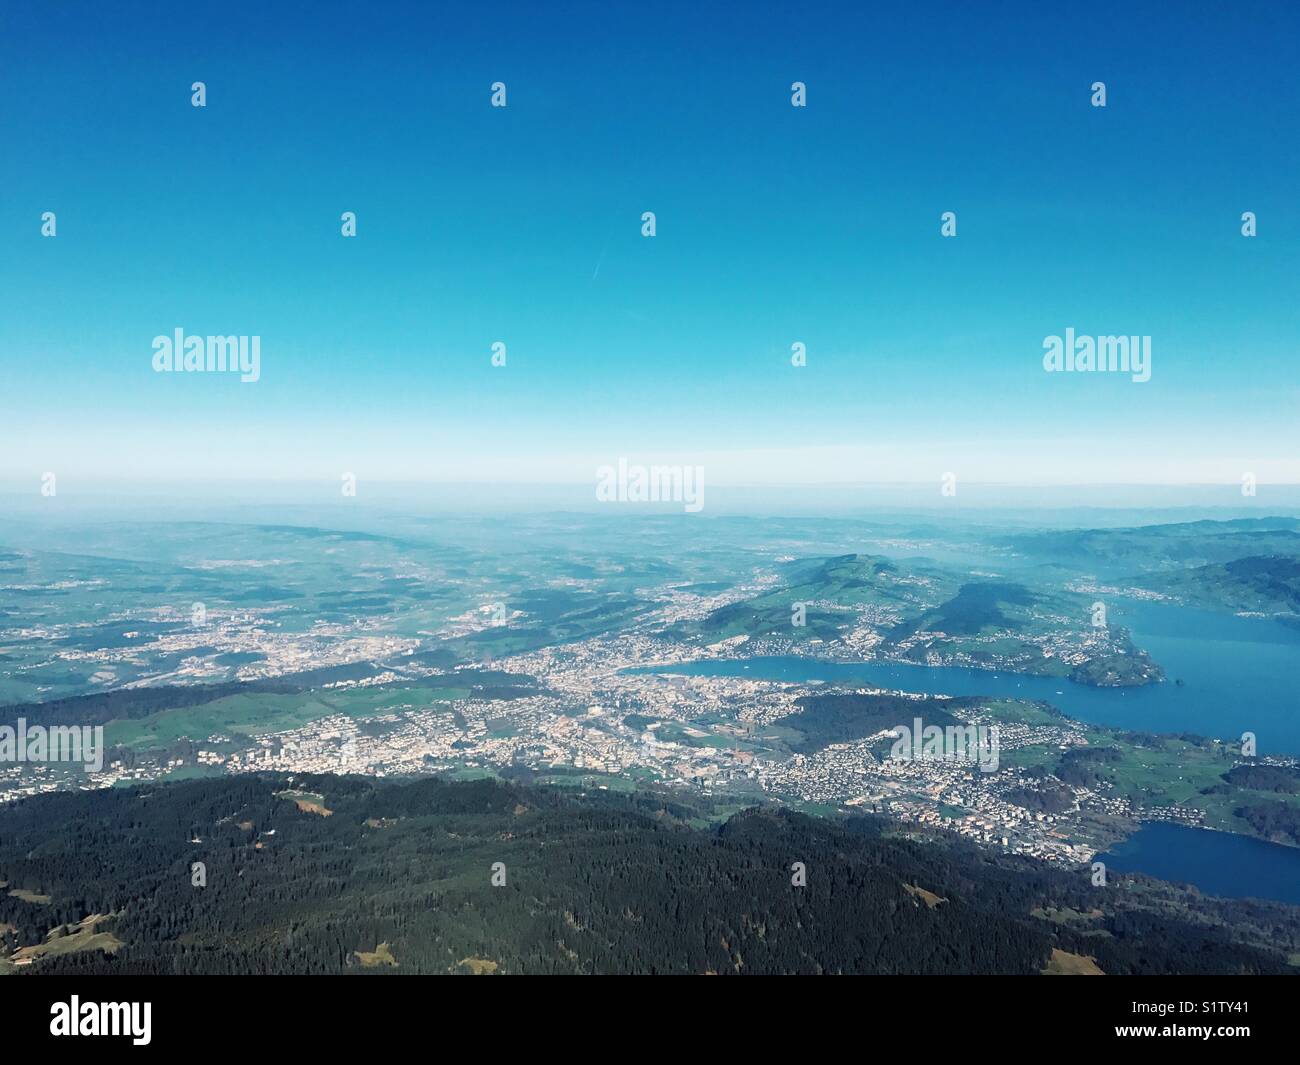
[642,600,1300,754]
[1097,822,1300,906]
[637,598,1300,902]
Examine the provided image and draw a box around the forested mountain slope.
[1,774,1296,975]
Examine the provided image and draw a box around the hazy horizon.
[4,478,1300,527]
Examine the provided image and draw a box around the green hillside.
[1,773,1297,976]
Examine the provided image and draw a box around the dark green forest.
[1,773,1298,975]
[1236,800,1300,846]
[788,691,964,752]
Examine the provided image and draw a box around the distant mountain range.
[674,552,1163,686]
[1004,518,1300,570]
[1144,555,1300,615]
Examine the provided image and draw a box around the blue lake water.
[638,600,1300,903]
[646,601,1300,754]
[1097,823,1300,906]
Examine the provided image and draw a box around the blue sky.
[1,0,1297,489]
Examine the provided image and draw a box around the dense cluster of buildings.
[0,581,1228,866]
